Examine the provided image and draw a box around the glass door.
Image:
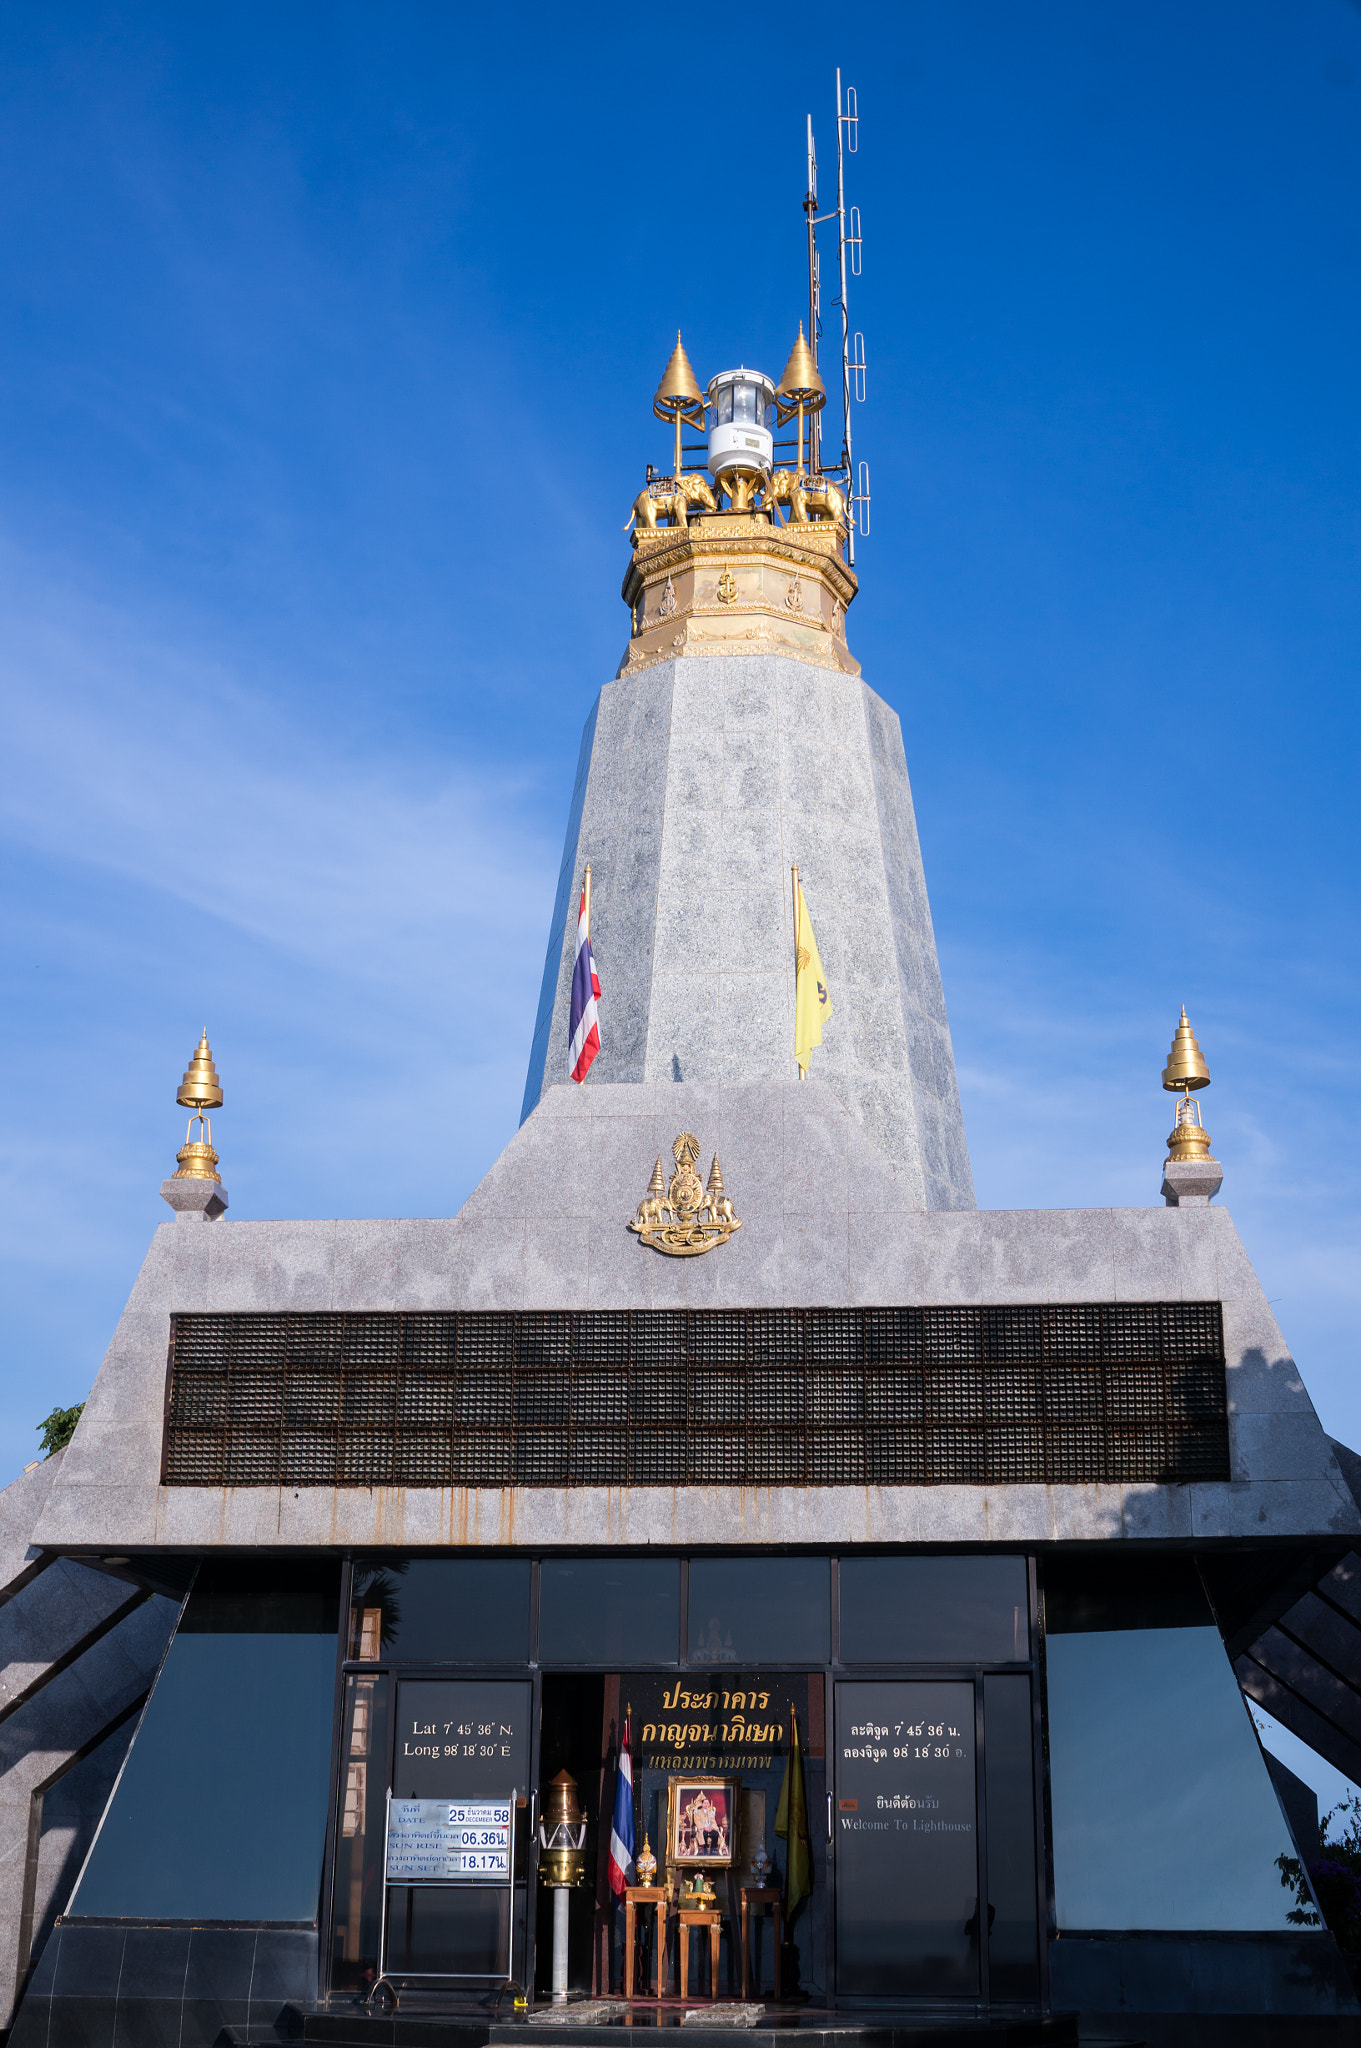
[385,1679,533,1983]
[833,1681,979,2000]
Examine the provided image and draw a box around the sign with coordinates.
[386,1799,512,1883]
[834,1681,979,1999]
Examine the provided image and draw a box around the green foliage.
[1278,1794,1361,1952]
[36,1402,84,1458]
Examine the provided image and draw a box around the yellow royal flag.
[794,883,833,1074]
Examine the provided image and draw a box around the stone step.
[277,2007,1082,2048]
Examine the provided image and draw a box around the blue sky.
[1,0,1358,1532]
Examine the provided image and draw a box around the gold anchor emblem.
[629,1133,743,1257]
[716,567,739,607]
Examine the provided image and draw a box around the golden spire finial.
[775,322,826,409]
[172,1031,222,1182]
[775,322,826,476]
[646,1156,666,1199]
[1161,1007,1210,1093]
[653,332,707,480]
[176,1030,223,1112]
[706,1154,725,1198]
[654,332,704,412]
[1161,1007,1215,1169]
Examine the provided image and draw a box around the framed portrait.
[666,1776,740,1870]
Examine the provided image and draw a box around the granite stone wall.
[519,655,974,1210]
[30,1077,1359,1557]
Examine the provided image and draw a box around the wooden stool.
[623,1885,669,1999]
[739,1887,783,2000]
[676,1907,722,2001]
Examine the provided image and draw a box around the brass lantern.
[171,1030,223,1182]
[538,1769,589,1888]
[1161,1006,1213,1163]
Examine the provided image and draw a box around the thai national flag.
[609,1709,635,1896]
[568,883,601,1084]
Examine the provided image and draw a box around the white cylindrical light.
[706,367,775,480]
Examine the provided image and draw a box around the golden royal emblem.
[629,1133,742,1257]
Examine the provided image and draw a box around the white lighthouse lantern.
[706,367,775,490]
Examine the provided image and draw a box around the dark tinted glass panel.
[349,1558,530,1663]
[834,1680,978,1997]
[71,1563,338,1920]
[1047,1626,1295,1929]
[1043,1552,1210,1633]
[331,1674,391,1991]
[394,1680,531,1798]
[839,1556,1027,1663]
[181,1560,337,1631]
[688,1558,830,1664]
[539,1559,679,1665]
[388,1887,511,1976]
[983,1675,1039,1999]
[387,1682,531,1985]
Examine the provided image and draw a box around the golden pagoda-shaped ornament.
[1160,1008,1222,1206]
[172,1030,223,1182]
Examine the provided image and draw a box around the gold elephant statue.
[624,473,719,532]
[766,470,851,531]
[631,1194,675,1234]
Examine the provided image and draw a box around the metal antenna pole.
[804,115,821,475]
[805,74,866,535]
[835,69,854,564]
[835,71,863,565]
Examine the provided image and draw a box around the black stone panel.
[1049,1931,1359,2017]
[183,1925,257,1998]
[111,1997,183,2048]
[181,1996,251,2041]
[117,1925,189,1999]
[50,1923,124,1996]
[249,1927,317,2003]
[5,1994,49,2048]
[9,1926,319,2048]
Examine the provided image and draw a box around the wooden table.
[676,1907,722,2001]
[739,1887,782,2000]
[623,1885,670,1999]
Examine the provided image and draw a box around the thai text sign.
[833,1681,978,1999]
[386,1798,512,1883]
[632,1675,807,1772]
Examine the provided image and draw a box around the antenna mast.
[804,115,821,476]
[804,71,869,563]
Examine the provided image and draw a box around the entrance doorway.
[539,1671,826,2006]
[330,1674,533,2000]
[833,1678,1039,2005]
[327,1553,1040,2013]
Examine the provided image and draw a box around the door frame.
[829,1665,1043,2012]
[322,1658,543,2002]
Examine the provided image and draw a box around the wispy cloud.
[0,536,571,1464]
[0,543,555,1012]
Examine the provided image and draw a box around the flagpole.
[584,862,592,940]
[792,865,804,1080]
